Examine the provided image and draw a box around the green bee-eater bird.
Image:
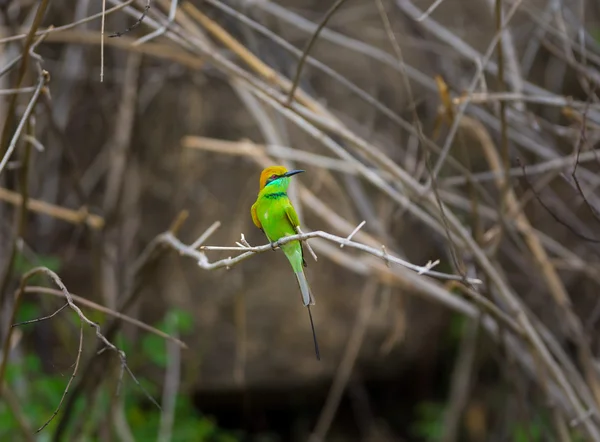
[251,166,320,360]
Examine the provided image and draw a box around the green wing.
[284,203,300,229]
[284,203,307,267]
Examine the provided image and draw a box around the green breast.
[256,192,296,242]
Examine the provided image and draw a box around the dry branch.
[0,268,161,434]
[22,286,187,349]
[0,187,104,230]
[171,227,481,284]
[3,0,600,440]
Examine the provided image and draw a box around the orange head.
[258,166,304,190]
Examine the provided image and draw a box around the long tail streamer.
[307,306,320,361]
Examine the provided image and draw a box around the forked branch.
[0,267,161,433]
[160,221,481,285]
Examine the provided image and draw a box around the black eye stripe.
[266,174,281,184]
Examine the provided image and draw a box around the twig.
[517,159,600,243]
[0,187,105,230]
[12,302,70,326]
[101,0,106,81]
[570,101,600,227]
[451,92,594,109]
[0,0,49,158]
[157,319,181,442]
[416,0,447,21]
[135,0,176,45]
[236,233,252,249]
[441,319,480,442]
[397,0,525,180]
[494,0,511,244]
[0,268,161,433]
[0,2,134,45]
[184,229,480,284]
[22,286,188,349]
[202,0,441,158]
[570,409,595,428]
[102,52,142,215]
[340,220,366,248]
[418,260,440,275]
[286,0,349,106]
[23,134,45,152]
[442,148,600,186]
[183,136,357,175]
[41,30,204,70]
[0,86,39,95]
[296,226,318,262]
[36,322,83,433]
[110,0,151,38]
[112,397,135,442]
[380,245,390,268]
[0,72,49,177]
[190,221,221,250]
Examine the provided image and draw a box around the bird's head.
[259,166,305,190]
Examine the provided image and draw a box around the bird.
[250,165,320,360]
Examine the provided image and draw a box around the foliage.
[0,308,241,441]
[410,401,445,441]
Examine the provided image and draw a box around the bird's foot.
[270,241,279,251]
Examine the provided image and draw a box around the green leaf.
[168,308,194,333]
[142,334,168,368]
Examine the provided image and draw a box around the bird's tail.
[295,270,320,361]
[294,270,314,306]
[307,306,320,361]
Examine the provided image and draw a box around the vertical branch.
[309,279,378,442]
[101,0,106,82]
[0,72,48,309]
[441,319,480,442]
[233,288,247,386]
[286,0,349,105]
[495,0,511,228]
[0,0,48,154]
[374,0,466,276]
[0,271,36,391]
[157,319,181,442]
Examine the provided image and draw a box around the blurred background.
[1,0,600,440]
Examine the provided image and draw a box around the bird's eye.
[270,174,277,179]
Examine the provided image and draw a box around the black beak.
[283,169,305,178]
